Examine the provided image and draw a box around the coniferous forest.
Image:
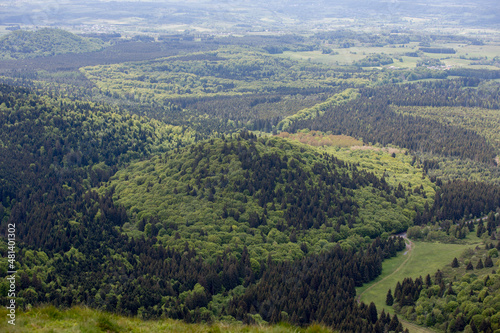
[0,4,500,332]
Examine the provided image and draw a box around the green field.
[399,319,436,333]
[356,240,480,314]
[356,239,483,333]
[280,41,500,69]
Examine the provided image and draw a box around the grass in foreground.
[0,306,335,333]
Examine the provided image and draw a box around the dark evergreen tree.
[477,222,486,237]
[386,289,394,306]
[447,282,455,296]
[484,256,494,268]
[368,302,378,324]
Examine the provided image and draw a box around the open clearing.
[356,240,479,314]
[280,42,500,69]
[356,240,479,333]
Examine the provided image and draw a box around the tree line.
[289,79,498,164]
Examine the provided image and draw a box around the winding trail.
[357,235,414,304]
[357,236,437,332]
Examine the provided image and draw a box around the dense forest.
[103,132,430,261]
[289,79,499,165]
[0,27,500,332]
[0,84,409,329]
[0,29,105,60]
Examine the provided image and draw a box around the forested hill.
[0,83,413,331]
[103,132,430,261]
[289,79,499,164]
[1,20,500,332]
[0,28,105,60]
[0,83,195,231]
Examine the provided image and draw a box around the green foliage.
[353,53,394,67]
[419,47,456,54]
[97,313,123,333]
[1,29,500,333]
[393,241,500,332]
[228,237,406,330]
[414,153,500,185]
[103,133,423,261]
[81,48,364,102]
[0,305,335,332]
[394,100,500,183]
[416,57,445,67]
[75,46,374,135]
[0,84,196,217]
[290,79,498,165]
[0,28,105,60]
[278,89,360,131]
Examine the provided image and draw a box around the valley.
[0,3,499,332]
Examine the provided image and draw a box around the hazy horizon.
[1,0,499,34]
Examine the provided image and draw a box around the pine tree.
[477,222,485,237]
[470,320,479,333]
[479,319,492,333]
[425,274,432,287]
[389,314,400,332]
[476,259,484,269]
[374,320,383,333]
[368,302,378,324]
[447,282,455,296]
[451,257,459,268]
[485,256,494,268]
[466,262,474,270]
[394,281,402,302]
[386,289,394,306]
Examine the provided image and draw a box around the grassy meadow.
[356,241,479,315]
[0,306,334,333]
[280,42,500,69]
[277,131,435,201]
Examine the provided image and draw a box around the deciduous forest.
[0,11,499,332]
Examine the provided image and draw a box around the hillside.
[390,227,500,332]
[0,305,335,333]
[102,132,431,261]
[0,84,196,276]
[0,28,105,60]
[0,84,412,331]
[0,78,495,332]
[1,25,500,333]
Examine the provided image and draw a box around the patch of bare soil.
[350,145,404,154]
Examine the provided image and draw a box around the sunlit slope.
[0,28,104,60]
[102,133,433,261]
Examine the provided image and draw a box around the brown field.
[277,131,363,147]
[350,145,404,154]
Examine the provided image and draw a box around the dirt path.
[357,237,437,333]
[357,236,414,303]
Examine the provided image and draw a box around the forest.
[389,230,500,332]
[0,26,499,333]
[0,29,105,60]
